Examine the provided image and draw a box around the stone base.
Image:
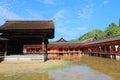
[4,55,44,61]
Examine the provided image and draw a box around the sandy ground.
[0,60,66,75]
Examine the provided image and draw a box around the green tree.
[78,29,104,41]
[77,19,120,41]
[105,25,120,37]
[109,22,117,27]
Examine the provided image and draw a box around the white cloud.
[0,0,16,9]
[56,26,87,38]
[77,27,86,31]
[43,0,54,4]
[56,27,75,36]
[0,6,21,20]
[78,4,94,19]
[103,0,109,4]
[25,9,44,19]
[52,9,65,19]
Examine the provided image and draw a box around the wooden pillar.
[45,40,48,60]
[42,37,48,61]
[100,46,103,53]
[45,43,47,54]
[111,45,115,54]
[42,38,45,54]
[99,46,102,53]
[42,37,47,62]
[119,44,120,53]
[104,46,107,53]
[4,42,7,58]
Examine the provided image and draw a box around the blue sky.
[0,0,120,41]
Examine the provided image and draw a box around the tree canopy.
[77,19,120,41]
[105,23,120,37]
[78,29,104,40]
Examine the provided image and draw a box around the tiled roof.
[56,38,68,42]
[84,35,120,45]
[23,41,83,47]
[0,20,54,30]
[48,42,83,47]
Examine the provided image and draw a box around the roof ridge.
[6,20,54,22]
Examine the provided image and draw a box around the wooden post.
[42,38,45,61]
[42,36,48,62]
[100,46,103,53]
[119,44,120,54]
[42,38,45,54]
[104,46,107,53]
[45,40,48,60]
[4,41,7,60]
[111,45,115,54]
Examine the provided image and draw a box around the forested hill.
[77,19,120,41]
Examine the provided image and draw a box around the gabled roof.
[56,38,68,42]
[48,38,83,47]
[0,20,54,30]
[81,36,97,43]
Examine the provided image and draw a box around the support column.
[45,41,48,60]
[118,44,120,54]
[104,46,107,53]
[4,42,7,60]
[42,37,48,62]
[42,38,45,54]
[42,38,45,61]
[111,45,115,54]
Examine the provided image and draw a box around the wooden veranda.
[82,35,120,60]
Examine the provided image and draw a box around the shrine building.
[0,20,54,61]
[0,20,120,61]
